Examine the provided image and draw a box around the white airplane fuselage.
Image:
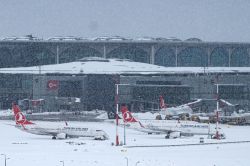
[121,119,214,136]
[15,124,109,139]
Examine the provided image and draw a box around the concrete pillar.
[247,48,250,67]
[103,44,106,58]
[228,48,232,67]
[150,45,155,64]
[175,46,178,67]
[56,45,59,64]
[207,48,212,67]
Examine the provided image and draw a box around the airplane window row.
[64,127,88,131]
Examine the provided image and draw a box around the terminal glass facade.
[107,46,150,63]
[177,47,207,67]
[155,47,176,67]
[210,47,229,67]
[230,48,249,67]
[59,46,102,63]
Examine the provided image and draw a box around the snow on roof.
[1,58,250,75]
[0,59,168,75]
[220,99,235,106]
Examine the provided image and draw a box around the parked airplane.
[220,111,250,125]
[159,96,202,118]
[216,99,250,125]
[12,103,109,140]
[121,105,223,139]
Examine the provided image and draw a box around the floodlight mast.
[115,83,130,146]
[60,160,64,166]
[115,84,119,146]
[1,154,9,166]
[216,84,219,139]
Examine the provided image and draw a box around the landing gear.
[94,136,105,140]
[165,134,170,139]
[165,131,171,139]
[52,136,56,139]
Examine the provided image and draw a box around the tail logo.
[123,111,133,122]
[121,106,137,123]
[15,112,26,124]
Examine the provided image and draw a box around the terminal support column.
[228,48,232,67]
[150,45,155,64]
[56,45,59,64]
[175,46,178,67]
[103,44,106,58]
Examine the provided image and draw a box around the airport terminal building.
[0,37,250,113]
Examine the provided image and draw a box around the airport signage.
[47,80,59,90]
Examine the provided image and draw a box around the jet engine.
[94,130,109,140]
[165,131,181,139]
[56,133,68,139]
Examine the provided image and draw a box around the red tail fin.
[159,95,167,109]
[12,103,34,125]
[120,106,138,123]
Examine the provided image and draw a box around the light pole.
[1,154,9,166]
[124,157,128,166]
[215,84,220,139]
[124,119,126,145]
[135,161,140,166]
[60,160,64,166]
[115,83,130,146]
[115,83,119,146]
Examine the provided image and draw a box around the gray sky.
[0,0,250,42]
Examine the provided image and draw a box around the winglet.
[159,95,167,109]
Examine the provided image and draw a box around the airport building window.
[155,47,176,67]
[230,48,249,67]
[58,81,83,97]
[106,46,150,63]
[218,84,246,100]
[0,74,22,88]
[177,47,207,67]
[132,85,191,106]
[210,47,229,67]
[13,45,55,67]
[59,46,102,63]
[0,47,12,68]
[22,78,33,89]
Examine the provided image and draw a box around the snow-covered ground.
[1,120,250,166]
[0,109,12,116]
